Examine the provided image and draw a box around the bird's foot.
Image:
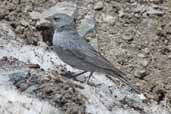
[64,71,87,79]
[85,72,94,84]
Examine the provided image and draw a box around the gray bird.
[46,13,140,93]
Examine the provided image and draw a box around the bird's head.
[46,13,75,30]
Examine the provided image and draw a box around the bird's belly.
[54,47,97,72]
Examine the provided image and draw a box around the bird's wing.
[87,45,128,76]
[66,37,115,71]
[64,32,128,76]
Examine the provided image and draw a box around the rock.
[75,14,97,49]
[38,41,49,48]
[122,28,135,41]
[87,37,98,50]
[41,1,76,17]
[20,19,29,27]
[151,0,164,4]
[119,9,124,17]
[29,11,41,20]
[145,7,164,17]
[103,14,116,25]
[30,1,77,26]
[94,1,104,10]
[15,25,25,34]
[138,53,146,58]
[78,15,96,37]
[143,48,150,54]
[134,69,147,79]
[140,59,149,67]
[122,34,133,41]
[0,22,16,40]
[168,54,171,59]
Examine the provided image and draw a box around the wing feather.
[67,38,114,70]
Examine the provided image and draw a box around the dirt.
[0,0,61,45]
[0,0,171,109]
[0,57,87,114]
[95,0,171,104]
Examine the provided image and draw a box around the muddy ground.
[0,0,171,111]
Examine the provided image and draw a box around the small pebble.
[94,1,104,10]
[20,19,29,26]
[134,69,147,79]
[140,59,149,67]
[25,64,40,69]
[168,54,171,59]
[151,0,164,4]
[138,53,146,58]
[122,34,133,41]
[103,14,115,25]
[143,48,150,54]
[30,11,41,19]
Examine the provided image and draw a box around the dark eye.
[73,18,76,23]
[54,17,60,21]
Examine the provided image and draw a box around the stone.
[137,53,146,58]
[87,37,98,50]
[30,11,41,20]
[41,1,76,17]
[168,54,171,59]
[30,1,77,26]
[20,19,29,26]
[78,15,96,37]
[103,14,116,25]
[134,69,147,79]
[122,34,133,41]
[140,59,149,67]
[143,48,150,54]
[145,7,164,17]
[94,1,104,10]
[0,22,16,40]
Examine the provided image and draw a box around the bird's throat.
[56,24,76,32]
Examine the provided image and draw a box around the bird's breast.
[52,32,64,47]
[53,31,80,49]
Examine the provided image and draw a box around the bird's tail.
[106,69,140,94]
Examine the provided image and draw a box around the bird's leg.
[86,72,94,83]
[72,71,87,82]
[64,71,87,79]
[72,71,87,78]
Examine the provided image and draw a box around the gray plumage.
[47,14,140,93]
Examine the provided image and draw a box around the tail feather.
[106,69,140,94]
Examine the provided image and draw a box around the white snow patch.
[0,75,62,114]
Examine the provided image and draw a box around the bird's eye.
[54,17,60,21]
[73,18,76,23]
